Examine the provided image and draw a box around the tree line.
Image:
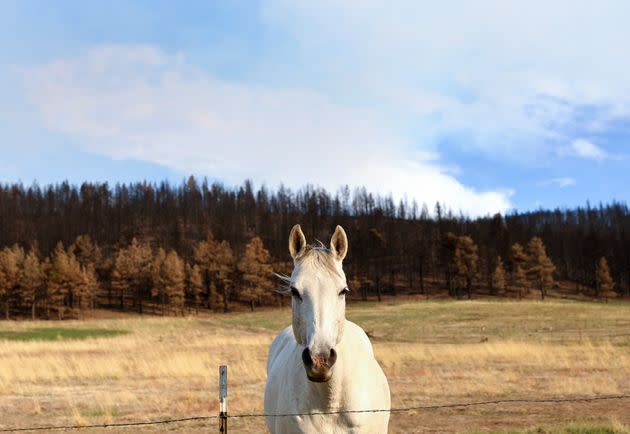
[0,233,275,319]
[0,177,626,319]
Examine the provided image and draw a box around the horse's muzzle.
[302,347,337,382]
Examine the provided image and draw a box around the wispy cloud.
[21,45,512,216]
[264,1,630,163]
[569,139,609,161]
[542,177,576,188]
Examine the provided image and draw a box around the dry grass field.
[1,299,629,433]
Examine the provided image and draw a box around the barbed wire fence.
[1,366,629,433]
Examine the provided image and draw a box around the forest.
[0,177,627,319]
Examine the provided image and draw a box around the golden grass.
[1,300,629,433]
[378,340,630,401]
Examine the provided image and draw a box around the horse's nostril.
[328,348,337,367]
[302,348,313,368]
[303,347,337,372]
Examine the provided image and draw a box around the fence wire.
[1,394,628,432]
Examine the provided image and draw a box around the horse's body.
[264,225,390,434]
[265,322,390,433]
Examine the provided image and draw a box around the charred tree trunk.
[223,286,229,312]
[419,259,425,294]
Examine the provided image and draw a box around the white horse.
[264,225,390,434]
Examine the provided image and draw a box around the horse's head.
[287,224,348,383]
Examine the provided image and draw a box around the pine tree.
[46,243,85,318]
[193,233,218,309]
[151,249,185,314]
[151,248,167,314]
[193,233,235,311]
[111,247,131,311]
[111,239,153,313]
[491,256,506,295]
[526,237,555,300]
[0,245,24,319]
[47,242,72,319]
[238,236,274,311]
[70,235,108,304]
[510,243,528,299]
[214,240,235,312]
[154,249,185,316]
[77,265,98,312]
[163,250,185,314]
[66,252,85,313]
[453,235,479,299]
[596,257,615,302]
[20,249,45,319]
[69,235,102,269]
[185,263,203,313]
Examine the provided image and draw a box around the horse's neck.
[301,327,351,410]
[305,368,345,410]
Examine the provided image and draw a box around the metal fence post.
[219,365,228,434]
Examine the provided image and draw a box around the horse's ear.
[289,224,307,260]
[330,225,348,261]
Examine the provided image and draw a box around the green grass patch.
[0,327,128,341]
[218,308,292,332]
[82,409,120,418]
[215,299,630,345]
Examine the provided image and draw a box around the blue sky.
[1,0,629,216]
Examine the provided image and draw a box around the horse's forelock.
[274,243,344,294]
[298,245,344,279]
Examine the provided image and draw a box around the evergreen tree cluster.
[0,241,98,319]
[0,177,627,319]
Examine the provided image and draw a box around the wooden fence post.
[219,365,228,434]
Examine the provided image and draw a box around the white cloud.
[22,45,511,216]
[569,139,609,161]
[547,177,576,188]
[263,1,630,162]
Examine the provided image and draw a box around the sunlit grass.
[0,299,628,433]
[220,299,630,345]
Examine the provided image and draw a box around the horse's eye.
[290,286,302,300]
[339,287,350,296]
